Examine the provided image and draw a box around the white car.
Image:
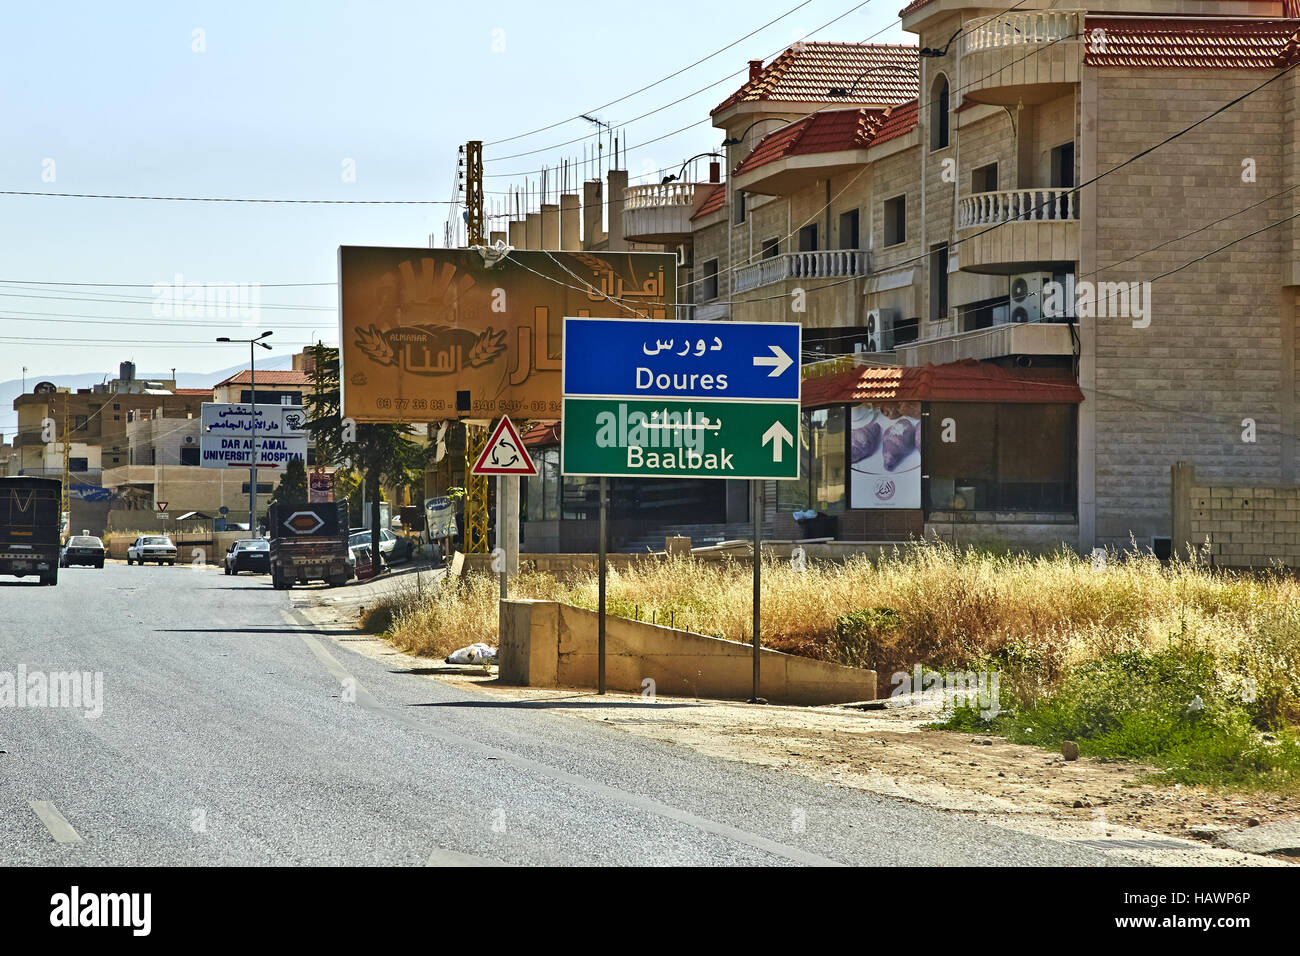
[348,528,414,563]
[127,535,177,566]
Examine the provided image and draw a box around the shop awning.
[801,359,1083,408]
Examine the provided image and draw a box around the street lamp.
[659,152,723,185]
[216,331,273,534]
[721,118,790,147]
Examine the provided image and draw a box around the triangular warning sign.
[156,501,169,513]
[471,415,538,476]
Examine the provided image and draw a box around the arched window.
[930,74,950,151]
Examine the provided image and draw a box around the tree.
[268,458,308,510]
[303,342,431,576]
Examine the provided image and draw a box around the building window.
[241,482,274,495]
[524,448,561,521]
[700,258,719,301]
[809,407,847,514]
[883,196,906,246]
[1050,142,1075,188]
[180,446,200,466]
[733,189,746,224]
[797,224,818,252]
[73,415,88,432]
[924,402,1077,514]
[929,243,949,322]
[70,457,88,472]
[761,237,780,259]
[839,209,860,249]
[113,404,121,411]
[778,409,846,515]
[930,74,950,151]
[971,163,998,193]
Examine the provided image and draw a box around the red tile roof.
[733,108,887,177]
[215,369,312,387]
[713,42,918,115]
[175,388,213,396]
[898,0,935,17]
[521,420,559,447]
[689,183,726,221]
[1085,17,1300,69]
[867,98,918,147]
[801,359,1083,407]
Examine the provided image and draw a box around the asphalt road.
[0,561,1116,866]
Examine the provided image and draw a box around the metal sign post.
[471,416,534,648]
[751,480,763,704]
[598,476,607,695]
[561,316,801,701]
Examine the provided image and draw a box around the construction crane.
[462,140,490,553]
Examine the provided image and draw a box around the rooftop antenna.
[581,114,611,182]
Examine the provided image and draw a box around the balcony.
[621,182,707,243]
[959,10,1083,106]
[895,321,1075,366]
[733,250,870,294]
[957,187,1079,275]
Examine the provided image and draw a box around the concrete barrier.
[499,599,875,706]
[104,530,249,564]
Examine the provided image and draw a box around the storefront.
[781,359,1084,548]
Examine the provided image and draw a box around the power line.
[486,0,817,147]
[0,190,456,204]
[485,0,887,169]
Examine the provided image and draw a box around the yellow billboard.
[339,246,676,422]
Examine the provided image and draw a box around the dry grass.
[376,544,1300,718]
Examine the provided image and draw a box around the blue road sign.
[562,317,801,402]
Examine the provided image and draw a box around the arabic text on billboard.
[338,247,676,423]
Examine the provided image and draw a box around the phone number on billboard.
[372,399,560,413]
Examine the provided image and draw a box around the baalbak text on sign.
[338,246,677,424]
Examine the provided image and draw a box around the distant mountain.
[0,355,294,435]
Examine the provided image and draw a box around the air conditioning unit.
[1008,271,1053,324]
[184,435,195,445]
[862,308,899,352]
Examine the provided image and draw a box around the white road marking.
[30,800,83,843]
[286,609,842,867]
[425,847,503,867]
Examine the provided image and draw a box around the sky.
[0,0,907,438]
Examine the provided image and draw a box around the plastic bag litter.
[446,642,497,665]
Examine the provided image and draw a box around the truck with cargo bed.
[0,476,62,585]
[268,501,350,589]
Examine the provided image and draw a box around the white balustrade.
[958,187,1078,228]
[734,250,870,293]
[961,10,1080,54]
[623,181,699,210]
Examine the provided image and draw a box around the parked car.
[60,535,105,568]
[348,527,414,564]
[127,535,177,565]
[224,538,270,575]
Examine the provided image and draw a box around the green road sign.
[561,397,800,480]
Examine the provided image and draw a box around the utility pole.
[216,331,273,533]
[59,396,70,540]
[463,139,490,552]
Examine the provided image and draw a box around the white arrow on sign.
[762,421,794,462]
[752,344,793,378]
